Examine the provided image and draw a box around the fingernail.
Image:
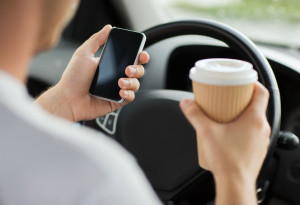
[180,99,193,109]
[129,67,136,76]
[123,91,129,98]
[122,79,130,88]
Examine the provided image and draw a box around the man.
[0,0,270,204]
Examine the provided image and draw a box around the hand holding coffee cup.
[189,58,258,123]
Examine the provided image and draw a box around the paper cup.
[190,58,258,123]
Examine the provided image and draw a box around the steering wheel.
[84,20,281,203]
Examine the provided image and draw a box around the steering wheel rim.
[84,20,281,203]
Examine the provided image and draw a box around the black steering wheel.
[84,20,281,203]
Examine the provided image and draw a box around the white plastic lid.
[189,58,258,86]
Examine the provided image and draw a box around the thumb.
[76,24,112,55]
[180,99,215,131]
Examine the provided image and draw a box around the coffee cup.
[189,58,258,123]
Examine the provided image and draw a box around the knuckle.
[74,47,82,56]
[253,115,270,138]
[199,126,215,138]
[248,106,260,116]
[261,85,270,98]
[265,122,271,137]
[253,114,266,129]
[135,65,144,78]
[126,79,132,87]
[128,91,135,101]
[184,104,195,116]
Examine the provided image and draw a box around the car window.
[165,0,300,48]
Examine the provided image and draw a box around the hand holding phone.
[89,27,146,103]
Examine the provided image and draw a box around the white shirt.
[0,71,162,205]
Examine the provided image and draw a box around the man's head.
[35,0,80,53]
[0,0,80,81]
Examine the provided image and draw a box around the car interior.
[28,0,300,204]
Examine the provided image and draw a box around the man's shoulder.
[0,97,136,169]
[0,99,149,204]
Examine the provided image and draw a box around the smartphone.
[89,27,146,103]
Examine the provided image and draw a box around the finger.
[119,90,135,102]
[245,82,270,114]
[125,65,145,78]
[76,25,112,55]
[88,96,122,119]
[118,78,140,92]
[180,99,216,131]
[138,51,150,64]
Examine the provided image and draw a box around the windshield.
[165,0,300,48]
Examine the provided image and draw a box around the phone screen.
[89,28,146,103]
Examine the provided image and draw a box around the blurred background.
[166,0,300,48]
[29,0,300,93]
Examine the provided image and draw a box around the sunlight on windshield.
[165,0,300,48]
